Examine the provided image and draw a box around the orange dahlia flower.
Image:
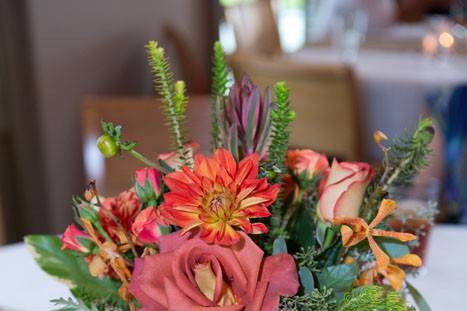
[160,148,280,245]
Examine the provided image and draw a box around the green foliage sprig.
[338,286,415,311]
[382,118,434,190]
[146,41,193,168]
[267,82,296,233]
[279,287,337,311]
[267,81,296,178]
[211,41,229,150]
[360,118,434,221]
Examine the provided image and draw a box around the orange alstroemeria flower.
[357,253,423,291]
[160,148,280,246]
[334,199,417,269]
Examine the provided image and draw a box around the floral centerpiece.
[25,41,434,311]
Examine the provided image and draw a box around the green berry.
[97,134,119,158]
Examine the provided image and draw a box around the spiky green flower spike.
[145,41,193,168]
[211,41,230,150]
[268,81,296,181]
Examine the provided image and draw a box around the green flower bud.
[97,134,119,158]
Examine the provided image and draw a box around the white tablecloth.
[0,225,466,310]
[290,48,467,159]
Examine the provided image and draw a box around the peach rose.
[317,159,374,223]
[129,231,299,311]
[286,149,329,178]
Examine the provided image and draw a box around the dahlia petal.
[240,197,269,209]
[235,154,259,184]
[251,223,268,234]
[240,206,271,218]
[213,149,237,177]
[180,220,204,235]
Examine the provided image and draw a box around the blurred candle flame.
[438,32,454,49]
[422,33,437,56]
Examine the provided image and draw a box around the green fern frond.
[211,41,229,150]
[146,41,192,167]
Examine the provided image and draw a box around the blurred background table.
[290,47,467,160]
[0,224,466,311]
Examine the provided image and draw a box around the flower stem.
[129,149,158,167]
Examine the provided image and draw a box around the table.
[0,225,466,310]
[290,47,467,160]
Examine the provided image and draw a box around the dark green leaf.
[287,202,316,249]
[407,281,432,311]
[299,266,315,294]
[316,221,328,249]
[376,237,410,258]
[272,236,288,255]
[318,263,358,292]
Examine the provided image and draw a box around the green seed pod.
[97,134,119,158]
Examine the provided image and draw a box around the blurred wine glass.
[388,179,440,261]
[332,3,368,63]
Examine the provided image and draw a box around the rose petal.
[259,253,300,311]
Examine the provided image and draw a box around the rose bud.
[317,159,374,223]
[134,167,162,203]
[60,224,90,253]
[286,149,329,179]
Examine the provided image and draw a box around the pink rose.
[317,159,374,223]
[61,224,89,253]
[131,207,164,244]
[287,149,329,178]
[129,231,299,311]
[135,167,162,197]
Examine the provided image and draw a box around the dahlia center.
[204,191,235,219]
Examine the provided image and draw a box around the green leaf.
[407,281,432,311]
[376,237,410,258]
[287,202,316,249]
[272,236,288,255]
[24,235,123,304]
[316,221,328,249]
[159,225,172,235]
[318,263,358,292]
[299,266,315,294]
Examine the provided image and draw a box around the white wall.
[26,0,207,232]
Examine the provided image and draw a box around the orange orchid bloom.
[160,149,280,246]
[334,199,417,269]
[357,253,423,291]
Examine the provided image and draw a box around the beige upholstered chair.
[81,96,211,196]
[228,53,363,161]
[224,0,281,55]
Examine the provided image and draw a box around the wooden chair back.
[81,96,211,196]
[224,0,281,55]
[228,53,363,160]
